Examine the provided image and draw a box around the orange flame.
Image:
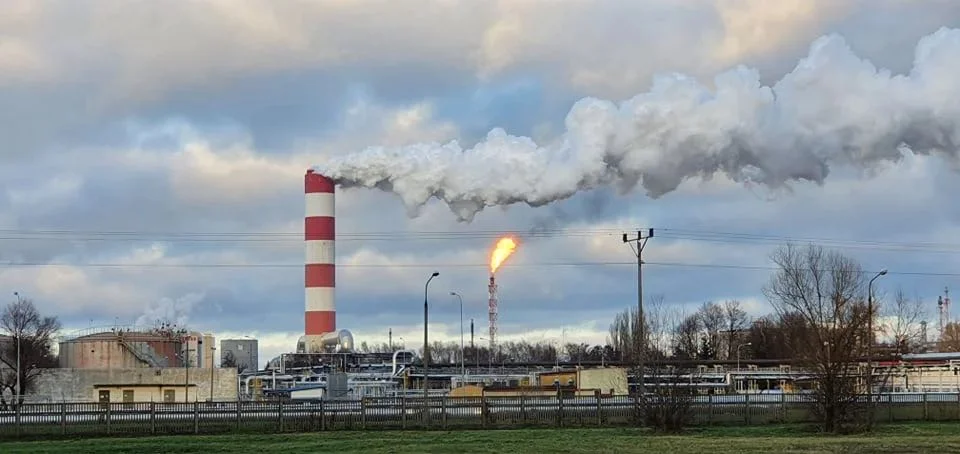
[489,237,518,274]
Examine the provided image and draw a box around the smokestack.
[314,28,960,222]
[305,169,336,336]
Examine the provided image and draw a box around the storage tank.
[58,326,185,369]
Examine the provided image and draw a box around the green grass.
[4,423,960,453]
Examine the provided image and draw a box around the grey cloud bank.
[317,28,960,222]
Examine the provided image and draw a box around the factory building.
[220,338,259,371]
[23,326,238,403]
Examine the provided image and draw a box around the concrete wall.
[30,367,238,402]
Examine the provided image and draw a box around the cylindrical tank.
[58,327,184,369]
[296,329,354,353]
[305,169,336,335]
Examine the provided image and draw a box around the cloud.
[1,1,957,364]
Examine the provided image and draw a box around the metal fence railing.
[1,392,958,440]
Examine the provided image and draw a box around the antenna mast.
[939,287,951,340]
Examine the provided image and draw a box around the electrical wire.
[0,259,954,278]
[3,226,960,258]
[1,226,957,276]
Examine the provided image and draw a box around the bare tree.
[0,298,61,409]
[881,289,926,354]
[640,298,698,433]
[723,300,749,360]
[762,243,872,433]
[939,322,960,351]
[607,294,666,363]
[673,313,700,360]
[697,302,725,359]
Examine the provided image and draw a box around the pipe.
[392,349,416,375]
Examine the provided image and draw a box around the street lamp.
[867,268,887,424]
[423,271,439,403]
[210,345,216,402]
[450,291,465,379]
[13,292,21,408]
[737,342,752,394]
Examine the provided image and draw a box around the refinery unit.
[24,170,960,404]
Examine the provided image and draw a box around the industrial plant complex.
[6,169,960,406]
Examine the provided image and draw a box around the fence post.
[361,398,367,429]
[744,393,751,425]
[480,395,486,428]
[106,402,112,434]
[320,399,326,431]
[888,394,894,423]
[401,397,406,429]
[278,400,284,432]
[923,392,929,421]
[780,392,787,422]
[707,394,713,426]
[194,401,200,434]
[557,391,564,428]
[236,400,242,431]
[150,402,156,435]
[520,393,526,425]
[441,397,447,429]
[634,393,641,426]
[61,403,67,435]
[596,391,602,426]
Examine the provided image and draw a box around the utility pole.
[622,228,653,398]
[13,292,21,409]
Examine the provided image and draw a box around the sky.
[3,0,960,368]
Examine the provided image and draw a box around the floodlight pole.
[867,268,887,428]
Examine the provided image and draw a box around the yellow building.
[448,367,629,398]
[538,367,629,396]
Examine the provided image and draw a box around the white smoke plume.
[134,292,206,328]
[315,28,960,222]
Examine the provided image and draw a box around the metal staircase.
[118,338,170,368]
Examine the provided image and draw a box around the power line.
[0,259,954,277]
[1,226,959,252]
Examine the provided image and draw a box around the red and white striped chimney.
[304,169,336,336]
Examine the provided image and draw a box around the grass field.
[3,423,960,453]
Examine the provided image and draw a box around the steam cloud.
[315,28,960,222]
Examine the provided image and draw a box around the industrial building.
[17,325,239,403]
[20,169,960,405]
[32,367,238,403]
[220,338,259,371]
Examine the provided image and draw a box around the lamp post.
[423,271,439,403]
[450,291,464,379]
[737,342,752,394]
[13,292,21,408]
[867,268,887,425]
[210,345,216,402]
